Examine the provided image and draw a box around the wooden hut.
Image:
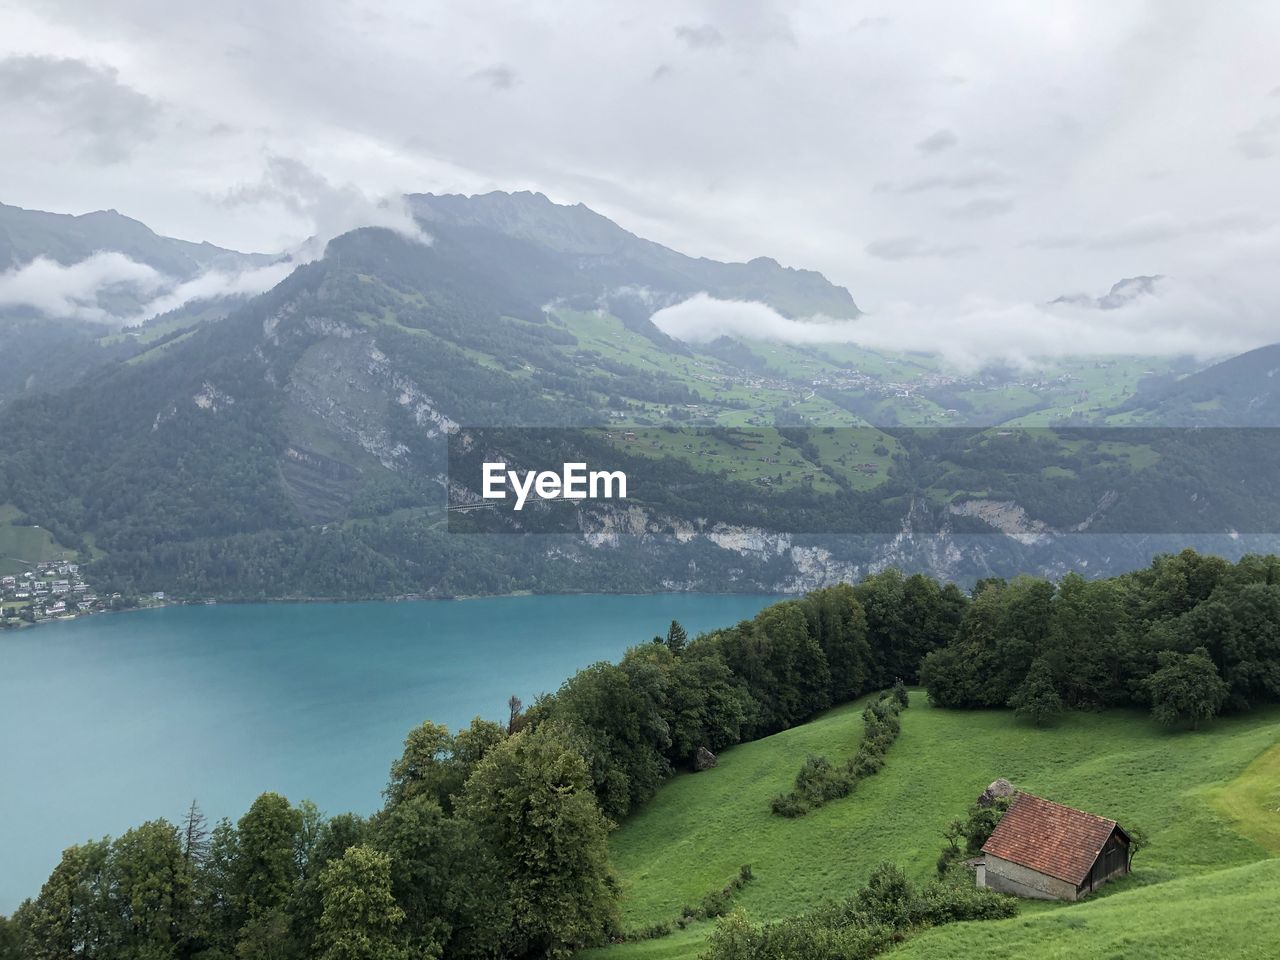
[976,793,1131,901]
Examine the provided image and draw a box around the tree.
[1147,648,1229,728]
[385,721,455,809]
[664,648,754,760]
[891,679,909,709]
[109,819,193,957]
[1125,825,1150,869]
[20,840,112,959]
[192,817,240,955]
[715,602,831,733]
[539,657,671,817]
[292,813,371,959]
[799,584,872,702]
[371,794,508,960]
[1007,658,1063,727]
[0,913,22,960]
[457,724,618,958]
[181,799,210,866]
[385,719,506,813]
[315,846,407,960]
[233,792,302,957]
[664,620,688,656]
[1046,574,1132,709]
[507,695,525,734]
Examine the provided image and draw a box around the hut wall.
[983,853,1079,901]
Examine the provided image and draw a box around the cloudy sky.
[2,0,1279,358]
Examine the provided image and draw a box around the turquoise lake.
[0,593,779,913]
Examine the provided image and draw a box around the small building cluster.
[1,561,104,624]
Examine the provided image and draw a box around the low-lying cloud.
[136,262,296,320]
[2,156,431,327]
[0,252,292,325]
[219,156,431,261]
[651,278,1280,370]
[0,253,164,322]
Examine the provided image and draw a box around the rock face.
[695,746,718,772]
[977,778,1015,808]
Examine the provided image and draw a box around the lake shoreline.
[5,586,800,633]
[0,592,783,912]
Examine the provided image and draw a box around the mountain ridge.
[2,195,1279,603]
[0,200,274,277]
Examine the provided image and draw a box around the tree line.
[919,549,1280,727]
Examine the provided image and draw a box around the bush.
[704,862,1015,960]
[622,865,755,940]
[771,692,906,817]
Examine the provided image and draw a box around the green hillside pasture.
[892,857,1280,960]
[1210,741,1280,854]
[0,504,74,575]
[600,427,898,493]
[588,693,1280,960]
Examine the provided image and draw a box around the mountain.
[409,191,860,319]
[1052,275,1163,310]
[0,194,872,597]
[0,202,277,402]
[0,201,272,278]
[1,194,1275,602]
[1115,342,1280,425]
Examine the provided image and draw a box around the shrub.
[704,862,1015,960]
[621,865,756,940]
[771,691,906,817]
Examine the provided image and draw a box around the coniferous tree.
[664,620,688,655]
[181,799,210,866]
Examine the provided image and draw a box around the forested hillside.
[3,194,1280,602]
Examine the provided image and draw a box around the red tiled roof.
[981,793,1125,885]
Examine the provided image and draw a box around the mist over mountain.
[1052,275,1164,310]
[1,191,1278,601]
[0,201,272,278]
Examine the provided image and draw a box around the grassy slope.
[0,504,76,575]
[586,693,1280,960]
[1210,742,1280,852]
[894,857,1280,960]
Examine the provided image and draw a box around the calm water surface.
[0,593,779,912]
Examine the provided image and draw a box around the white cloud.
[0,252,297,325]
[0,155,432,326]
[135,261,295,320]
[217,155,431,261]
[652,275,1280,371]
[2,0,1280,352]
[0,252,163,321]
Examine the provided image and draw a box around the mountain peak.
[405,190,859,318]
[1052,275,1163,310]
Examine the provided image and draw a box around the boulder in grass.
[977,778,1015,808]
[695,746,718,771]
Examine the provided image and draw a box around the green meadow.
[0,504,75,575]
[585,692,1280,960]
